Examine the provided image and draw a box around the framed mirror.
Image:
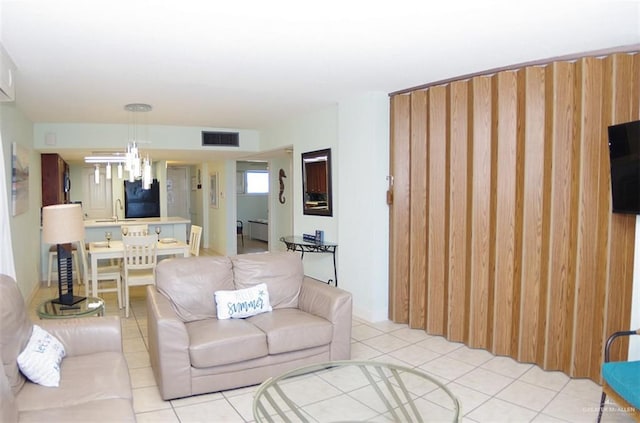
[302,148,332,216]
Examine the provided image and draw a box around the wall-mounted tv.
[608,120,640,214]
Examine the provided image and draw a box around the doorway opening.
[236,161,269,254]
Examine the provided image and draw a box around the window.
[246,171,269,194]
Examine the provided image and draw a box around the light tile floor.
[237,238,269,255]
[29,278,634,423]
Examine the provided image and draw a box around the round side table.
[37,296,105,319]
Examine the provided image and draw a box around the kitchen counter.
[82,216,190,242]
[40,216,191,281]
[84,216,191,228]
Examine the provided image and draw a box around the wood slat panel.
[492,71,520,356]
[603,53,639,365]
[589,56,613,379]
[388,51,638,383]
[447,80,470,342]
[517,66,548,363]
[572,57,605,376]
[427,85,449,335]
[409,91,428,329]
[468,76,493,349]
[388,94,411,323]
[544,61,578,372]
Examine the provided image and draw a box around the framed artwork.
[11,142,29,216]
[210,172,219,208]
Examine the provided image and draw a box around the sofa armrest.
[39,316,122,356]
[146,285,193,400]
[298,277,352,360]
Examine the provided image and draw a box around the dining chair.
[121,234,157,318]
[78,240,122,308]
[121,224,149,236]
[115,224,149,268]
[189,225,202,256]
[597,328,640,422]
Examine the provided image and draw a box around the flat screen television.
[608,120,640,214]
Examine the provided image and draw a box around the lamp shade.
[42,204,85,244]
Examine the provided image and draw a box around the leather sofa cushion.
[0,275,34,395]
[248,308,333,355]
[156,256,234,322]
[16,351,131,412]
[186,319,268,368]
[231,252,302,309]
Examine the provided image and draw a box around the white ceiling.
[1,1,639,132]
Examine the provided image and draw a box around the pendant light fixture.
[84,103,154,189]
[124,103,153,189]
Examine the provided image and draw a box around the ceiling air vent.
[202,131,239,147]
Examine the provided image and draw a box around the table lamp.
[42,204,86,306]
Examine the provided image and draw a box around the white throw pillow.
[214,283,272,319]
[17,325,66,387]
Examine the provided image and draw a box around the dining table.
[88,238,189,299]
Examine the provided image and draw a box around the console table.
[280,236,338,286]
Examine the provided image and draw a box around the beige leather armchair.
[0,274,135,422]
[147,253,353,400]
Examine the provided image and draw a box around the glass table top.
[253,360,461,422]
[37,296,105,319]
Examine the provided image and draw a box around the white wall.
[188,164,206,243]
[337,92,390,321]
[223,160,237,255]
[33,123,260,154]
[269,154,293,252]
[261,106,339,282]
[1,102,41,298]
[206,160,229,255]
[260,95,391,321]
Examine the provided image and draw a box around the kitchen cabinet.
[305,161,327,193]
[41,153,69,206]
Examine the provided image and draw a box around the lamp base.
[54,243,85,306]
[52,294,86,306]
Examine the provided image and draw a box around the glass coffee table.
[253,360,461,422]
[37,296,105,319]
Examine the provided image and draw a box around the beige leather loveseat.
[147,252,353,400]
[0,274,135,422]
